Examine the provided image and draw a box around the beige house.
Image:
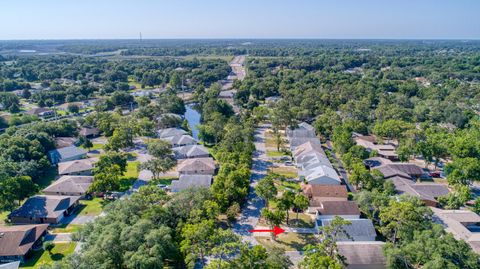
[177,157,216,175]
[58,158,97,176]
[43,175,93,196]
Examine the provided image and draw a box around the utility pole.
[139,32,142,43]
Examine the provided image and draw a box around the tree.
[90,165,122,193]
[67,104,80,114]
[43,241,55,255]
[147,140,172,159]
[78,136,93,151]
[293,194,309,224]
[445,157,480,185]
[180,220,215,267]
[331,126,354,154]
[0,176,38,210]
[277,190,295,224]
[384,225,480,269]
[94,152,128,174]
[373,119,413,142]
[209,229,242,268]
[105,126,135,151]
[139,158,175,180]
[379,196,433,243]
[256,176,278,207]
[261,208,285,231]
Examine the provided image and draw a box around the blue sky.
[1,0,479,39]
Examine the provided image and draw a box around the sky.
[1,0,479,40]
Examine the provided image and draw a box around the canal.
[184,103,201,139]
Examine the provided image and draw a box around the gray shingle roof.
[48,146,87,163]
[0,261,20,269]
[173,145,209,158]
[374,163,424,179]
[43,176,93,195]
[177,157,216,174]
[389,177,449,203]
[337,241,386,267]
[58,158,96,175]
[171,175,212,192]
[157,128,187,139]
[9,195,80,220]
[321,219,377,240]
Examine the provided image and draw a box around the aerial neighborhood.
[1,17,480,269]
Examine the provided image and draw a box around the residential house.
[79,127,100,138]
[302,165,342,185]
[337,241,386,269]
[54,137,78,149]
[157,128,187,139]
[58,158,97,176]
[293,141,326,159]
[43,176,93,197]
[0,224,49,263]
[296,151,332,170]
[177,157,216,175]
[301,184,348,203]
[170,174,213,192]
[25,107,54,118]
[390,177,449,207]
[286,122,316,139]
[9,195,80,224]
[164,134,197,147]
[431,208,480,254]
[318,219,377,241]
[354,134,398,160]
[173,145,210,159]
[374,163,424,180]
[48,146,87,165]
[314,200,361,219]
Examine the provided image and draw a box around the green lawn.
[269,166,298,179]
[50,224,82,234]
[276,180,301,192]
[0,211,9,225]
[266,150,288,158]
[21,242,76,268]
[256,232,317,251]
[80,143,103,151]
[122,161,140,179]
[78,198,107,216]
[150,177,177,186]
[288,212,315,228]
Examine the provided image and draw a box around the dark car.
[429,171,441,178]
[363,159,381,168]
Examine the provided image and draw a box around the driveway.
[61,214,96,225]
[45,233,72,243]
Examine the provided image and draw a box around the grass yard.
[288,212,315,228]
[150,177,177,186]
[78,198,107,216]
[269,166,298,179]
[80,143,103,151]
[256,232,317,251]
[50,224,82,234]
[0,211,9,225]
[276,180,301,192]
[122,161,140,179]
[21,242,76,269]
[266,150,288,158]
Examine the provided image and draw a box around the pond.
[184,104,201,139]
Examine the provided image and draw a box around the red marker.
[249,226,285,236]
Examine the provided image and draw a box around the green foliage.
[43,241,55,254]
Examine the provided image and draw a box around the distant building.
[48,146,87,165]
[54,137,78,149]
[173,144,210,159]
[58,158,97,176]
[25,107,54,118]
[177,157,216,175]
[170,174,212,192]
[157,128,187,139]
[354,134,398,160]
[164,134,197,147]
[43,176,93,197]
[0,224,49,263]
[79,127,100,138]
[9,195,80,224]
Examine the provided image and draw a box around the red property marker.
[249,226,285,236]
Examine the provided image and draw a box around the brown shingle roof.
[177,157,216,173]
[316,201,360,216]
[79,127,99,137]
[0,224,49,256]
[374,163,423,179]
[302,184,348,199]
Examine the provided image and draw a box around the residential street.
[233,123,271,245]
[326,140,355,193]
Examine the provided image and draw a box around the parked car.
[429,171,441,178]
[104,191,123,201]
[284,161,294,166]
[363,159,381,168]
